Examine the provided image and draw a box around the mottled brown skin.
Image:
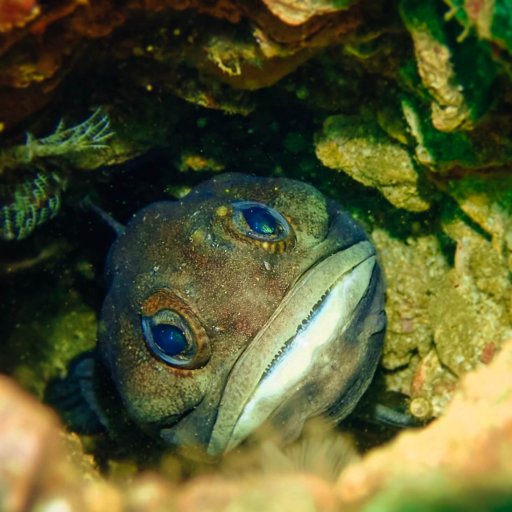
[98,173,385,452]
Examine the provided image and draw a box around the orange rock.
[0,375,69,512]
[336,339,512,508]
[177,473,339,512]
[0,0,40,33]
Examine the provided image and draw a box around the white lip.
[207,241,376,455]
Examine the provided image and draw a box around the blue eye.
[242,206,277,235]
[231,201,291,244]
[151,324,188,356]
[142,310,197,367]
[140,289,211,370]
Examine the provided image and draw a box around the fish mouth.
[207,240,377,456]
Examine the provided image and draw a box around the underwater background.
[1,0,512,510]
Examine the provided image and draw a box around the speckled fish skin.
[98,173,386,454]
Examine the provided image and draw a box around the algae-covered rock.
[409,349,458,418]
[315,112,431,211]
[401,97,479,171]
[447,174,512,269]
[372,229,448,372]
[400,0,497,131]
[1,270,97,398]
[371,200,512,419]
[444,0,512,58]
[401,97,512,172]
[436,206,512,374]
[370,228,461,418]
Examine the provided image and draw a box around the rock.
[2,339,512,510]
[336,339,512,509]
[0,375,96,512]
[437,208,512,376]
[400,0,497,131]
[0,0,40,32]
[444,0,512,56]
[372,229,448,372]
[259,0,355,25]
[182,474,339,512]
[409,348,458,418]
[447,175,512,271]
[315,113,431,212]
[400,97,512,173]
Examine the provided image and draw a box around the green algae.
[1,275,97,398]
[400,0,497,131]
[315,110,432,211]
[492,0,512,51]
[400,97,478,170]
[364,480,512,512]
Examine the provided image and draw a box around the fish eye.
[231,201,294,250]
[141,308,209,369]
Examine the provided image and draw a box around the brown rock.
[0,0,40,33]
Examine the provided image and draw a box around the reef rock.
[315,112,431,212]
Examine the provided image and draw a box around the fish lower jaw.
[208,248,376,455]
